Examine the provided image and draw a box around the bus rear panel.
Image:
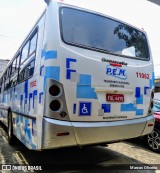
[0,1,155,150]
[41,2,154,149]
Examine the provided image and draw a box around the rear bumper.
[42,115,155,149]
[71,115,155,145]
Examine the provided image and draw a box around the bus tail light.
[50,100,62,111]
[49,84,61,96]
[56,132,69,136]
[148,124,154,127]
[44,79,69,120]
[147,89,154,116]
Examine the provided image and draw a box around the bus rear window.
[60,7,149,60]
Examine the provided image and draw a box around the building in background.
[0,59,10,76]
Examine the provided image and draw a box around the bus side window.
[18,59,35,83]
[18,29,37,84]
[11,75,18,87]
[29,60,35,76]
[4,71,7,90]
[18,70,25,83]
[29,33,37,56]
[21,42,29,64]
[20,30,37,66]
[4,70,9,90]
[16,55,20,71]
[9,54,20,88]
[1,76,4,92]
[4,67,12,90]
[24,65,30,79]
[12,58,17,74]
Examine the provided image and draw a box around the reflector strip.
[57,132,69,136]
[148,124,154,127]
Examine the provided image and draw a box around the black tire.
[8,111,14,145]
[146,127,160,153]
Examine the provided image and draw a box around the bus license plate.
[106,94,124,102]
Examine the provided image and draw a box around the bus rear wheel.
[146,127,160,153]
[8,111,15,145]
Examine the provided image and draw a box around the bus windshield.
[60,7,149,60]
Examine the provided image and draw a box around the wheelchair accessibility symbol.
[82,104,88,114]
[79,102,91,116]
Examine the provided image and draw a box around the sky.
[0,0,160,77]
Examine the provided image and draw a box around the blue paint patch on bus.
[121,103,144,116]
[33,90,38,108]
[41,49,46,58]
[25,119,31,140]
[40,65,44,76]
[66,58,77,80]
[73,103,76,114]
[66,58,77,68]
[44,66,60,88]
[121,104,137,112]
[78,74,91,85]
[135,87,140,98]
[14,115,37,149]
[20,95,23,107]
[144,86,149,95]
[150,72,155,89]
[77,74,97,99]
[136,109,144,116]
[45,66,60,80]
[29,93,33,111]
[45,50,57,60]
[136,94,143,104]
[66,69,76,79]
[24,80,28,99]
[39,92,43,104]
[2,93,6,103]
[32,119,36,135]
[30,143,36,150]
[41,49,57,60]
[102,104,111,113]
[77,86,97,99]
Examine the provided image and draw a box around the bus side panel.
[11,13,46,150]
[12,113,37,149]
[0,90,10,126]
[12,75,39,149]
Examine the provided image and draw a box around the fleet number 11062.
[136,72,149,79]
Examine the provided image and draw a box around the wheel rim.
[147,130,160,150]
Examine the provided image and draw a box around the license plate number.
[106,94,124,102]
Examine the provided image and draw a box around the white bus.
[0,0,155,150]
